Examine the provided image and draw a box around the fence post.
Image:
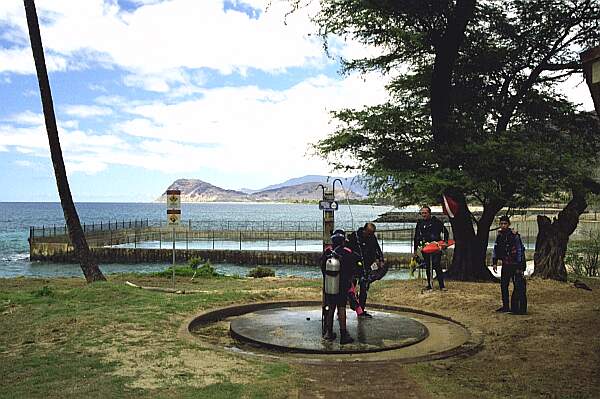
[53,224,56,236]
[239,231,242,250]
[212,230,215,250]
[134,228,137,249]
[186,230,188,250]
[159,231,162,249]
[110,230,113,246]
[294,231,297,252]
[42,225,45,237]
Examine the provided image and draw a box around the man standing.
[347,222,385,318]
[413,206,449,291]
[320,230,357,344]
[492,215,524,313]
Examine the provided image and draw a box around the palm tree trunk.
[24,0,105,282]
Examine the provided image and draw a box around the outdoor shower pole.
[172,226,175,289]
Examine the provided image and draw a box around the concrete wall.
[30,246,414,268]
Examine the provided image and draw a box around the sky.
[0,0,594,202]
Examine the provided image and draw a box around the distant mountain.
[238,187,260,194]
[157,177,365,203]
[249,182,362,201]
[253,175,369,197]
[157,179,248,202]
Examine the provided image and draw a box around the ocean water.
[0,202,416,279]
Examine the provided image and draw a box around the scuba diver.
[320,229,358,344]
[492,215,526,314]
[413,206,449,291]
[347,222,385,318]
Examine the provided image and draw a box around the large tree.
[24,0,105,283]
[307,0,600,280]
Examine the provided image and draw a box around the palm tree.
[23,0,105,282]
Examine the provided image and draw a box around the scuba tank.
[324,254,341,295]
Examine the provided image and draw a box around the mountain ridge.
[157,177,367,202]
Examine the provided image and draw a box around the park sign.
[167,189,181,209]
[167,209,181,225]
[166,189,181,225]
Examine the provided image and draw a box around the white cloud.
[0,0,326,85]
[113,72,390,178]
[0,1,391,184]
[0,47,68,74]
[0,70,390,180]
[63,105,113,118]
[4,110,44,125]
[65,158,108,175]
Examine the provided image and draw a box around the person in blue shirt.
[492,215,524,313]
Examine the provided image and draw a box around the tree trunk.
[24,0,105,283]
[445,191,498,281]
[430,0,476,151]
[533,190,587,281]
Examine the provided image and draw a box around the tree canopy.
[307,0,600,279]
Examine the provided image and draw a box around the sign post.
[166,189,181,288]
[320,189,336,250]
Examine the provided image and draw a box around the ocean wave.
[0,253,29,262]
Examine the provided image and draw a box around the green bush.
[193,262,219,278]
[153,260,220,278]
[32,285,53,297]
[247,266,275,278]
[189,257,203,270]
[566,230,600,277]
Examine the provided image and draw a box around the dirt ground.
[184,275,600,398]
[340,276,600,399]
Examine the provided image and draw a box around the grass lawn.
[1,271,599,398]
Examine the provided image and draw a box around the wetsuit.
[320,245,358,307]
[492,230,524,311]
[414,216,449,289]
[320,244,360,342]
[347,227,384,311]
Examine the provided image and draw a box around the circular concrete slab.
[230,306,428,353]
[184,301,482,363]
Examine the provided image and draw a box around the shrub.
[248,266,275,278]
[189,257,203,270]
[194,262,219,278]
[566,230,600,277]
[33,285,53,297]
[153,261,220,278]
